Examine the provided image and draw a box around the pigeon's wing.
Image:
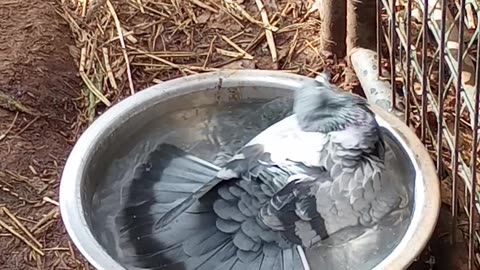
[117,143,306,270]
[153,143,270,229]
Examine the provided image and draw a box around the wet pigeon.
[117,73,403,270]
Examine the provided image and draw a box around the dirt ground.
[0,0,87,268]
[0,0,474,269]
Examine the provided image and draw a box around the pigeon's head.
[294,73,376,133]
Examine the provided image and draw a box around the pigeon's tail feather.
[135,143,229,229]
[154,175,224,229]
[160,243,303,270]
[120,187,305,270]
[116,143,221,268]
[117,143,220,235]
[224,245,302,270]
[123,143,220,208]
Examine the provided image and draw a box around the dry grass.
[56,0,356,123]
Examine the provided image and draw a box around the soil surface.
[0,0,87,268]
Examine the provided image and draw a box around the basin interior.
[83,85,415,270]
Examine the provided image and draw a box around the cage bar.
[378,0,480,268]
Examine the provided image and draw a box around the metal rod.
[452,0,467,246]
[381,4,480,263]
[377,0,383,78]
[436,0,447,177]
[405,0,412,125]
[421,0,428,142]
[390,0,396,110]
[385,0,480,207]
[414,0,479,117]
[469,13,480,269]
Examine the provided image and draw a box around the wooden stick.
[0,112,18,141]
[102,48,118,89]
[2,207,42,248]
[106,0,135,95]
[128,46,192,76]
[465,3,476,30]
[43,197,60,206]
[31,208,59,233]
[190,0,217,13]
[216,48,249,59]
[80,72,111,107]
[220,35,254,59]
[203,36,217,68]
[223,0,278,31]
[0,218,44,256]
[255,0,277,63]
[136,0,145,13]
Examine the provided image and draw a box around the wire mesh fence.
[377,0,480,268]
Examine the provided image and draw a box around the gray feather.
[124,143,220,209]
[237,249,262,262]
[260,183,275,197]
[330,163,343,178]
[251,184,270,202]
[240,219,262,241]
[292,248,303,269]
[236,180,254,195]
[183,227,230,256]
[295,199,316,221]
[233,229,258,251]
[214,257,238,270]
[231,260,248,270]
[259,244,281,270]
[218,186,236,201]
[282,248,295,270]
[213,199,246,222]
[244,252,263,268]
[194,242,238,270]
[238,194,257,217]
[164,242,231,270]
[229,185,246,197]
[154,176,223,229]
[216,218,241,233]
[155,175,227,229]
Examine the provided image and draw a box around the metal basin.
[59,70,440,270]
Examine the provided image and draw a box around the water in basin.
[89,97,413,270]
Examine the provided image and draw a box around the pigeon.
[116,73,403,270]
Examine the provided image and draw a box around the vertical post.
[376,0,383,78]
[319,0,347,59]
[405,0,412,125]
[347,0,378,58]
[470,32,480,269]
[421,0,429,142]
[452,0,467,247]
[390,0,397,111]
[437,0,447,180]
